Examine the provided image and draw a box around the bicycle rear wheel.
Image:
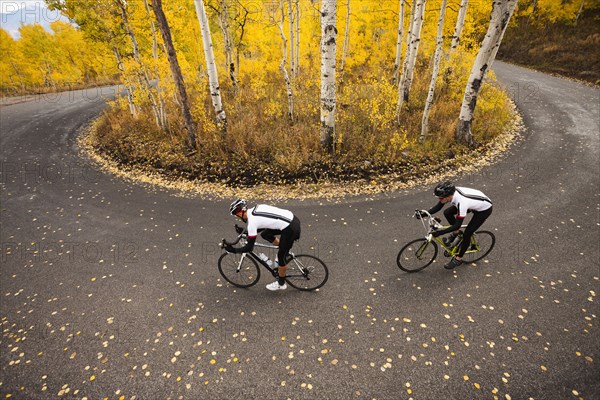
[285,254,329,291]
[461,231,495,264]
[218,253,260,288]
[397,238,438,272]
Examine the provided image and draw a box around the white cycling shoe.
[266,281,287,291]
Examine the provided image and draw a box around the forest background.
[1,0,598,188]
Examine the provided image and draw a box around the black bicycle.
[219,225,329,291]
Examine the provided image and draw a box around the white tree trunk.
[392,0,405,84]
[278,1,294,122]
[456,0,518,146]
[194,0,228,131]
[396,0,426,116]
[144,0,168,132]
[218,0,238,91]
[340,0,351,82]
[450,0,469,51]
[421,0,448,141]
[320,0,337,153]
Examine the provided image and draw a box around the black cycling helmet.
[433,181,455,198]
[229,199,247,215]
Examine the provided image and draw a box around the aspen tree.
[421,0,448,141]
[397,0,426,116]
[450,0,469,51]
[456,0,518,146]
[320,0,337,153]
[392,0,406,84]
[194,0,228,132]
[278,0,294,121]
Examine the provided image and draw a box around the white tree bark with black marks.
[421,0,448,141]
[143,0,168,132]
[456,0,518,146]
[320,0,337,153]
[194,0,228,132]
[450,0,468,51]
[217,0,238,91]
[392,0,405,84]
[396,0,426,116]
[278,0,294,121]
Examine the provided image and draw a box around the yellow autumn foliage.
[11,0,583,183]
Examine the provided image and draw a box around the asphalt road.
[1,63,598,400]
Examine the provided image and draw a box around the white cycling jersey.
[246,204,294,238]
[452,187,492,218]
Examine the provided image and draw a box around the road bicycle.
[219,225,329,290]
[396,210,496,272]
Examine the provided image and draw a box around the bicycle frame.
[416,210,480,256]
[225,232,298,278]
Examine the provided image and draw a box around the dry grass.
[90,53,516,188]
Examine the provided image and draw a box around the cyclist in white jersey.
[226,199,301,291]
[416,182,493,269]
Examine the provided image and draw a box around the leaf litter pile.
[79,110,523,200]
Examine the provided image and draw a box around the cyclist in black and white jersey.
[416,182,493,269]
[225,199,301,291]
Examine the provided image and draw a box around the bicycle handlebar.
[220,225,247,248]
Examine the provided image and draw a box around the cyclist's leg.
[457,207,493,258]
[261,229,280,245]
[276,217,301,282]
[443,205,457,224]
[443,206,461,237]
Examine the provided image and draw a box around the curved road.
[1,63,598,399]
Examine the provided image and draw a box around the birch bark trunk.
[397,0,426,115]
[420,0,447,141]
[456,0,518,146]
[218,0,238,91]
[392,0,405,84]
[194,0,228,132]
[278,0,294,122]
[319,0,337,153]
[450,0,468,51]
[143,0,168,132]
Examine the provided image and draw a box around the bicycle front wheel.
[397,238,438,272]
[285,255,329,291]
[461,231,496,264]
[218,253,260,288]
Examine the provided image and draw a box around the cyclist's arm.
[227,236,256,253]
[428,202,443,215]
[433,217,463,236]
